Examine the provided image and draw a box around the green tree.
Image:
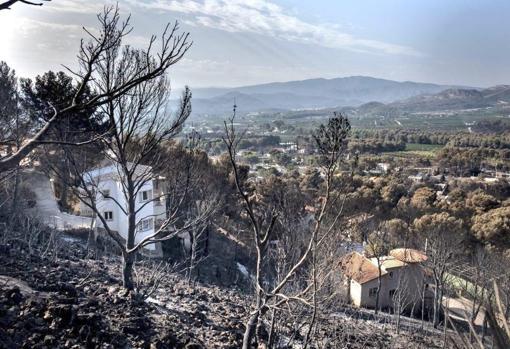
[472,206,510,247]
[0,61,28,225]
[382,218,409,244]
[21,71,105,211]
[21,71,99,130]
[466,189,500,214]
[413,212,464,328]
[411,187,436,210]
[0,61,18,136]
[381,181,407,206]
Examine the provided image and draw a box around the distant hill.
[341,85,510,118]
[189,76,465,115]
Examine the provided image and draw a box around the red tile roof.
[390,248,428,263]
[339,252,386,284]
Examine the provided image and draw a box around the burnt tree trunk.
[122,252,135,290]
[7,165,21,230]
[433,277,442,328]
[123,177,137,291]
[243,310,260,349]
[375,257,382,314]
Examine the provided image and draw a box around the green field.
[405,143,444,152]
[379,143,443,159]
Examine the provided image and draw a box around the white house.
[80,163,166,254]
[376,162,391,174]
[340,248,431,310]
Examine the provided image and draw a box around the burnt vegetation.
[1,4,510,349]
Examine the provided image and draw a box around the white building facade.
[81,164,166,254]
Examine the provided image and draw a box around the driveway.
[26,170,93,230]
[444,296,485,327]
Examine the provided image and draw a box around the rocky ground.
[0,233,454,348]
[0,236,247,349]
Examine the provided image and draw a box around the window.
[102,189,110,198]
[104,211,113,221]
[137,218,154,233]
[155,195,164,206]
[389,289,396,298]
[139,189,153,203]
[369,287,377,298]
[389,271,394,278]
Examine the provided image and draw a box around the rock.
[44,304,75,327]
[196,293,208,301]
[209,295,220,303]
[0,328,15,348]
[117,288,130,298]
[107,286,119,295]
[6,287,23,304]
[32,317,46,328]
[184,343,203,349]
[78,324,90,339]
[59,283,78,298]
[76,312,99,324]
[43,334,56,345]
[0,308,16,327]
[158,333,180,347]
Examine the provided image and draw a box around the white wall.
[89,166,166,252]
[131,181,158,250]
[350,264,425,310]
[95,178,123,233]
[350,279,363,307]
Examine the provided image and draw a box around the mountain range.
[188,76,468,115]
[340,85,510,118]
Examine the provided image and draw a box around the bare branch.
[0,0,49,11]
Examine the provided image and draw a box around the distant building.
[279,142,298,152]
[80,163,166,254]
[376,162,391,174]
[340,248,431,310]
[408,174,425,182]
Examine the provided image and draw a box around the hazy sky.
[1,0,509,89]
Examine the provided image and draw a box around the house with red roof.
[339,248,431,311]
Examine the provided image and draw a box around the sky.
[1,0,509,89]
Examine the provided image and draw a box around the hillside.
[189,76,462,115]
[0,232,450,349]
[338,85,510,119]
